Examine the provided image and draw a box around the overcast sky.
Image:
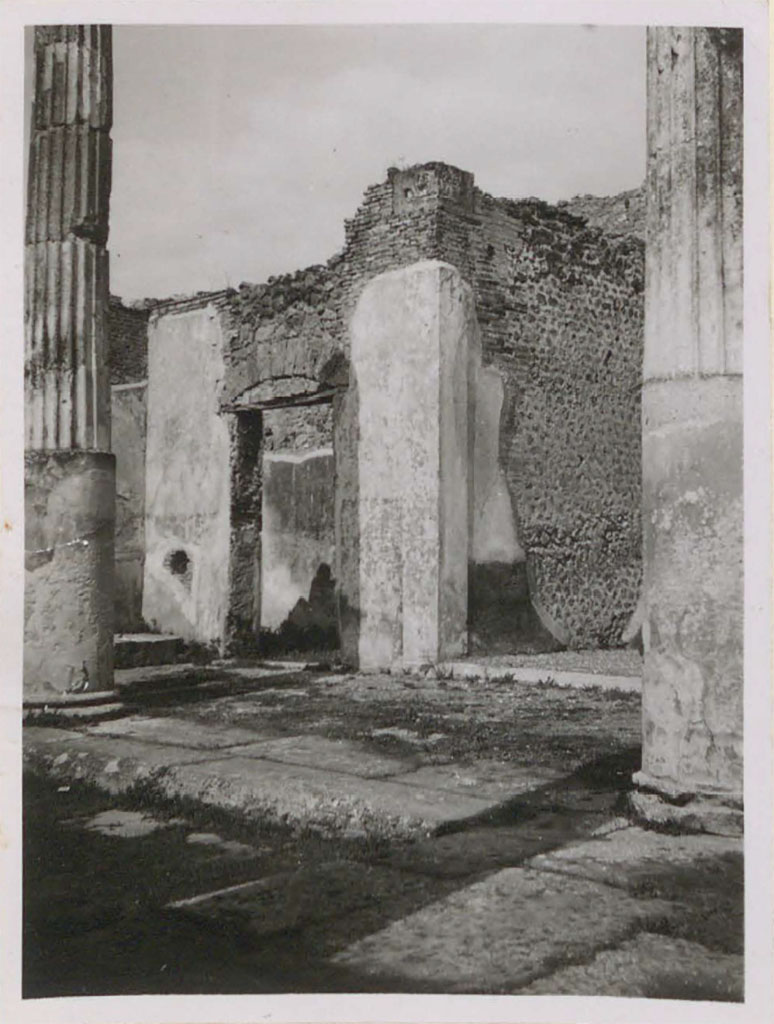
[28,24,647,301]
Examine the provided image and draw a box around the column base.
[24,450,115,702]
[628,770,743,837]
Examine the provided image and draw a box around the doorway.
[258,400,338,655]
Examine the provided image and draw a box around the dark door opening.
[259,401,339,656]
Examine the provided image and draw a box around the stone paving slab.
[520,931,744,1000]
[395,761,566,802]
[85,715,270,750]
[25,703,127,722]
[23,725,627,839]
[232,734,418,779]
[329,866,677,993]
[169,861,437,939]
[24,727,85,746]
[23,691,119,709]
[24,728,218,796]
[375,811,613,879]
[156,756,495,838]
[81,808,175,839]
[240,688,310,699]
[526,825,743,889]
[25,728,486,837]
[214,660,312,673]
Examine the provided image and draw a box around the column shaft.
[24,26,115,699]
[637,28,743,821]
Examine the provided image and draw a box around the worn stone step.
[114,633,183,669]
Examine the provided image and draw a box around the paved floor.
[25,663,644,837]
[23,660,743,1000]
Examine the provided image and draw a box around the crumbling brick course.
[108,297,150,384]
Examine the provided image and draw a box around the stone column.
[632,28,743,833]
[346,261,476,671]
[24,26,115,700]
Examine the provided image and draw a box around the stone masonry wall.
[122,163,643,651]
[559,187,645,241]
[263,404,333,454]
[432,180,644,647]
[108,297,150,385]
[217,165,644,649]
[108,297,150,630]
[219,165,475,406]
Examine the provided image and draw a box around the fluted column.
[632,28,743,833]
[24,26,115,700]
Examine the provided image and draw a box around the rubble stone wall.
[218,166,473,406]
[435,183,645,648]
[559,187,645,241]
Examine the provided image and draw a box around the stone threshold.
[434,662,641,693]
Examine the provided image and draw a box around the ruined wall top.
[559,187,645,240]
[130,161,644,415]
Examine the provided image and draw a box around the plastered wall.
[142,304,231,645]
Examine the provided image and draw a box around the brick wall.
[108,297,150,384]
[219,167,461,406]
